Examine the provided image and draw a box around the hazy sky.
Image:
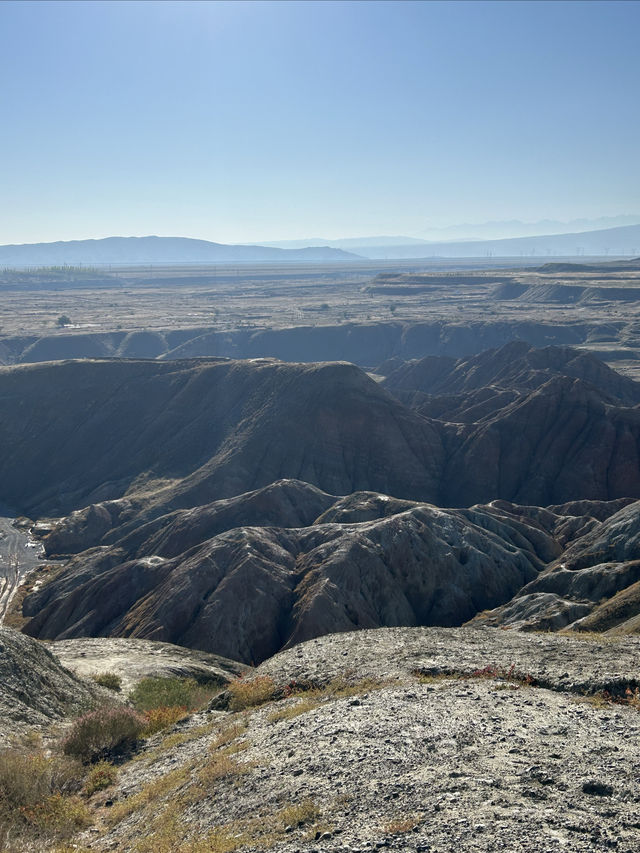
[1,0,639,245]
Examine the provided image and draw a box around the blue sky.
[1,0,639,244]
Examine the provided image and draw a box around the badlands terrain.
[1,256,640,851]
[1,257,640,377]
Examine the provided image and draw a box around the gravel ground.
[256,626,640,696]
[87,628,640,853]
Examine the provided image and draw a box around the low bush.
[0,748,83,809]
[83,760,118,796]
[227,675,277,711]
[0,747,88,844]
[63,705,146,762]
[130,676,218,713]
[142,705,190,736]
[91,671,122,691]
[21,792,91,835]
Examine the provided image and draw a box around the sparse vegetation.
[106,761,195,825]
[268,696,320,722]
[130,676,220,714]
[576,683,640,710]
[142,704,190,736]
[62,705,146,762]
[469,663,535,686]
[211,720,249,750]
[413,671,454,685]
[557,630,619,643]
[227,674,277,711]
[276,797,321,829]
[382,814,421,834]
[198,751,250,787]
[83,760,118,796]
[91,671,122,691]
[0,746,89,846]
[142,720,221,761]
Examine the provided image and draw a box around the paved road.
[0,517,44,622]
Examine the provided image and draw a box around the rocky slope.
[0,626,99,739]
[382,340,640,403]
[0,316,630,368]
[3,345,640,522]
[82,627,640,853]
[20,488,637,664]
[473,499,640,633]
[0,358,444,518]
[21,498,547,663]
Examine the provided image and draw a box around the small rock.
[582,780,614,796]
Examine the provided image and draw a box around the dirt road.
[0,517,43,622]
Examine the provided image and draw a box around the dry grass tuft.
[382,814,421,834]
[268,697,320,722]
[557,630,619,643]
[91,671,122,691]
[198,751,251,787]
[142,705,190,736]
[276,797,321,828]
[211,720,249,749]
[107,761,194,824]
[227,675,277,711]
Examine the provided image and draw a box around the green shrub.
[91,671,122,691]
[63,706,146,762]
[83,761,118,796]
[130,676,218,713]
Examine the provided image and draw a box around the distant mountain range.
[0,236,360,267]
[2,225,640,267]
[414,215,640,242]
[262,224,640,260]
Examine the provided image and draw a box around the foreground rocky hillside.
[0,626,99,737]
[73,627,640,853]
[3,617,640,851]
[0,627,247,741]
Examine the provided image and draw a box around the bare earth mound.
[49,637,250,697]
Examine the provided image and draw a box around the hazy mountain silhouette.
[0,236,361,267]
[265,224,640,259]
